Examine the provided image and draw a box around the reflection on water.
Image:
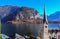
[2,23,42,37]
[2,23,60,37]
[2,23,16,36]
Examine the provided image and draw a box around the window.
[45,26,47,28]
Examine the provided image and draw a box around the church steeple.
[43,5,48,24]
[42,4,49,39]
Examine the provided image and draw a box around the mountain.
[48,11,60,20]
[0,6,20,22]
[48,11,60,29]
[0,6,42,23]
[0,6,19,18]
[16,7,42,20]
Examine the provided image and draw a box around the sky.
[0,0,60,16]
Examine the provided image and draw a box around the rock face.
[17,7,42,20]
[0,6,20,22]
[0,6,42,23]
[0,6,19,19]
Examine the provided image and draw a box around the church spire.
[43,5,48,24]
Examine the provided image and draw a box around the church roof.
[48,29,60,33]
[43,6,48,24]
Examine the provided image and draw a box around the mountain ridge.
[0,6,42,23]
[48,11,60,20]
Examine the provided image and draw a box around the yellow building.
[36,36,41,39]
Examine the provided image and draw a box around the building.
[2,34,10,39]
[48,28,60,39]
[15,33,25,39]
[43,6,60,39]
[42,6,49,39]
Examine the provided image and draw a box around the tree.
[0,20,2,39]
[27,31,36,39]
[27,31,33,36]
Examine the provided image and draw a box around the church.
[41,6,49,39]
[42,6,60,39]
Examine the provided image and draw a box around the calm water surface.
[2,23,60,36]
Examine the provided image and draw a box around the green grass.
[0,34,2,39]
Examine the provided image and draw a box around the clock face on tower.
[44,23,48,33]
[45,26,47,28]
[44,23,48,28]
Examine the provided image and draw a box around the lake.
[1,22,60,37]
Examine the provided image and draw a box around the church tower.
[43,6,49,39]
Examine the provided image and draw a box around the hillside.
[0,6,42,23]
